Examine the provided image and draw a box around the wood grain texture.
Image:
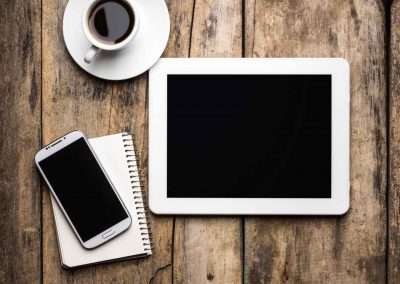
[0,0,42,283]
[42,1,113,282]
[244,0,387,283]
[164,0,194,58]
[41,0,174,283]
[389,0,400,282]
[172,1,243,284]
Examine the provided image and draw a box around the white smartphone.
[35,130,131,249]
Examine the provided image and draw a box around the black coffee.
[88,0,135,44]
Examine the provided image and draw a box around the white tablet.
[149,58,350,215]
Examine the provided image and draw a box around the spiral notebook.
[50,133,152,268]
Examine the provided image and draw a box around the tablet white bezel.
[149,58,350,215]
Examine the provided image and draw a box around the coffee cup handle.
[84,46,100,64]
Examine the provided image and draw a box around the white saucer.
[63,0,170,80]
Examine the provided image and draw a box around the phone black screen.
[39,138,128,242]
[167,74,331,198]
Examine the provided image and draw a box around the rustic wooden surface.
[0,0,42,283]
[0,0,397,283]
[390,0,400,283]
[244,0,387,283]
[173,1,243,284]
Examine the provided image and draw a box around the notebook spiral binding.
[122,133,153,253]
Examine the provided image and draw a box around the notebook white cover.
[50,133,152,268]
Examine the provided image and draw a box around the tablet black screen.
[167,74,331,198]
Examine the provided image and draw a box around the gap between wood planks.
[385,0,393,283]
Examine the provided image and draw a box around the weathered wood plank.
[0,0,42,283]
[244,0,387,283]
[172,1,243,283]
[389,0,400,282]
[41,0,189,283]
[164,0,194,58]
[42,0,112,281]
[98,1,197,282]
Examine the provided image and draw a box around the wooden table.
[0,0,398,283]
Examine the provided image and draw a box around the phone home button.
[102,229,115,239]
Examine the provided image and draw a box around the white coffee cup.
[82,0,140,64]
